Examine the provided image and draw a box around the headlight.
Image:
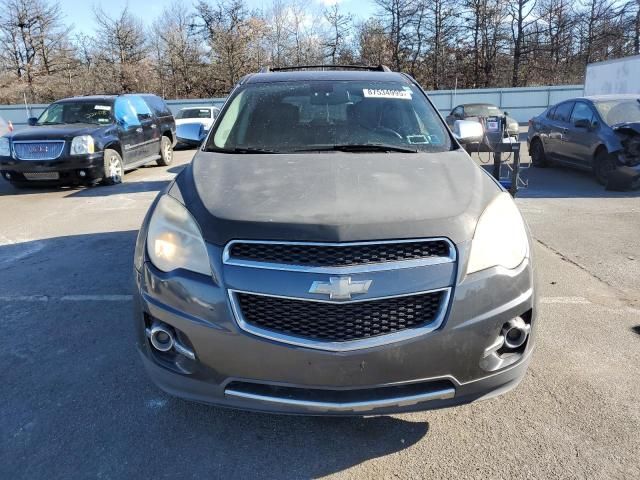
[466,193,529,274]
[0,137,10,156]
[146,195,212,276]
[70,135,95,155]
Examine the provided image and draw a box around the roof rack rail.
[259,65,392,73]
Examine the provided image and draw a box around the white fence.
[1,85,585,130]
[429,84,584,123]
[0,98,226,130]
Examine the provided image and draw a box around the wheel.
[102,149,124,185]
[593,149,616,185]
[157,136,173,166]
[530,139,548,168]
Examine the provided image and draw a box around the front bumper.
[133,254,537,415]
[0,152,105,184]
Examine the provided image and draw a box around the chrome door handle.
[136,127,143,133]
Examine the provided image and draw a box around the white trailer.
[584,54,640,96]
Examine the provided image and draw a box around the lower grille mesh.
[236,291,446,342]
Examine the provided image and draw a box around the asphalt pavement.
[1,147,639,479]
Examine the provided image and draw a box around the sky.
[57,0,377,34]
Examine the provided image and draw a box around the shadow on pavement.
[0,231,429,479]
[479,162,640,199]
[632,325,640,336]
[167,164,187,175]
[65,180,170,197]
[0,179,73,196]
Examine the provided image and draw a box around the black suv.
[0,94,176,188]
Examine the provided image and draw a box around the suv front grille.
[235,291,446,343]
[228,240,451,267]
[13,141,65,160]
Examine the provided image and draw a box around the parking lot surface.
[1,147,639,479]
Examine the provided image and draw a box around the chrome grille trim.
[13,140,65,161]
[227,287,452,351]
[224,386,456,412]
[223,238,456,273]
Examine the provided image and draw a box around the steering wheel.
[373,126,403,140]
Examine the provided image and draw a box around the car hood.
[9,124,103,141]
[170,149,501,246]
[612,121,640,134]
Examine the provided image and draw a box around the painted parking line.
[0,294,134,302]
[60,294,133,301]
[539,296,591,304]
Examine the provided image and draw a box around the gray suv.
[133,66,537,415]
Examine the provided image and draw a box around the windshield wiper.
[294,143,418,153]
[208,147,279,154]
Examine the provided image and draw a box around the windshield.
[594,99,640,126]
[207,80,451,153]
[177,108,212,119]
[37,102,113,125]
[464,104,501,117]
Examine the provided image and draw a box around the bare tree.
[267,0,292,67]
[357,18,392,66]
[0,0,71,97]
[152,1,204,98]
[92,5,148,92]
[374,0,419,71]
[324,3,352,64]
[509,0,536,86]
[579,0,626,65]
[195,0,268,90]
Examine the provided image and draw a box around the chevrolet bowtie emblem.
[309,276,372,300]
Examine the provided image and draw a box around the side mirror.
[27,117,38,126]
[574,118,591,129]
[176,122,205,147]
[453,119,483,144]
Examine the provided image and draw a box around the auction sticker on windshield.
[363,89,412,100]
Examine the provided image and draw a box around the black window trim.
[553,101,575,123]
[569,100,597,126]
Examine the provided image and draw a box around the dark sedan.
[527,95,640,185]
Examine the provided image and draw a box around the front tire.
[157,136,173,166]
[593,149,616,186]
[102,149,124,185]
[530,139,548,168]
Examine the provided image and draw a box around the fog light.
[501,317,530,349]
[78,170,86,177]
[480,314,532,372]
[145,320,196,360]
[4,173,11,180]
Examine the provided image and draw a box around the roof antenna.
[23,92,32,119]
